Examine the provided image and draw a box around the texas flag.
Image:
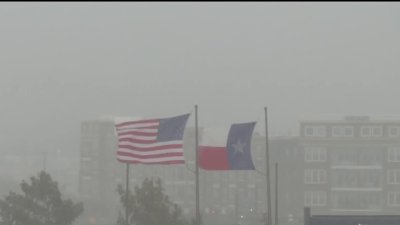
[199,122,256,170]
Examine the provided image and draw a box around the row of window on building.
[304,125,400,137]
[304,147,400,162]
[304,169,400,185]
[305,191,400,207]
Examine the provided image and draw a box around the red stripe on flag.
[117,151,183,159]
[118,144,183,151]
[117,131,158,136]
[116,119,159,128]
[117,159,185,164]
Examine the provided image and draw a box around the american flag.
[115,114,190,164]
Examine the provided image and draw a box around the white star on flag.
[231,139,246,154]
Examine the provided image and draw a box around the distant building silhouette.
[78,115,400,225]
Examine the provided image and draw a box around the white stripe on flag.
[117,155,185,163]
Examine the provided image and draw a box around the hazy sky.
[0,2,399,155]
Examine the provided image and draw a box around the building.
[79,115,400,225]
[78,118,123,225]
[299,116,400,216]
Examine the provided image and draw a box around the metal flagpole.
[125,163,130,225]
[235,189,239,224]
[195,105,200,225]
[275,162,278,225]
[264,107,272,225]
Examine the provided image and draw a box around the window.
[361,126,382,137]
[305,127,314,136]
[331,147,382,166]
[388,147,400,162]
[361,127,371,136]
[177,167,185,180]
[304,126,326,137]
[304,169,327,184]
[82,175,92,180]
[228,186,235,202]
[81,157,92,161]
[331,170,381,188]
[176,186,185,199]
[332,126,353,137]
[387,170,400,184]
[388,191,400,206]
[373,127,382,136]
[332,127,340,136]
[305,191,327,206]
[344,127,353,136]
[388,126,400,137]
[332,192,381,210]
[304,147,327,162]
[80,181,92,197]
[212,185,219,199]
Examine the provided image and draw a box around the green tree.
[117,177,191,225]
[0,171,83,225]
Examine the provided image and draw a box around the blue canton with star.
[226,122,256,170]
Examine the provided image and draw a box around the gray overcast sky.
[0,2,399,154]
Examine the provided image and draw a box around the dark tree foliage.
[0,171,83,225]
[117,177,192,225]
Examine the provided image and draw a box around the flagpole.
[264,107,272,225]
[235,189,239,224]
[195,105,200,225]
[275,162,278,225]
[125,163,130,225]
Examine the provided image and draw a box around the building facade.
[78,118,123,224]
[78,115,400,225]
[299,116,400,216]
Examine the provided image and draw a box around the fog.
[1,2,400,225]
[1,2,399,152]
